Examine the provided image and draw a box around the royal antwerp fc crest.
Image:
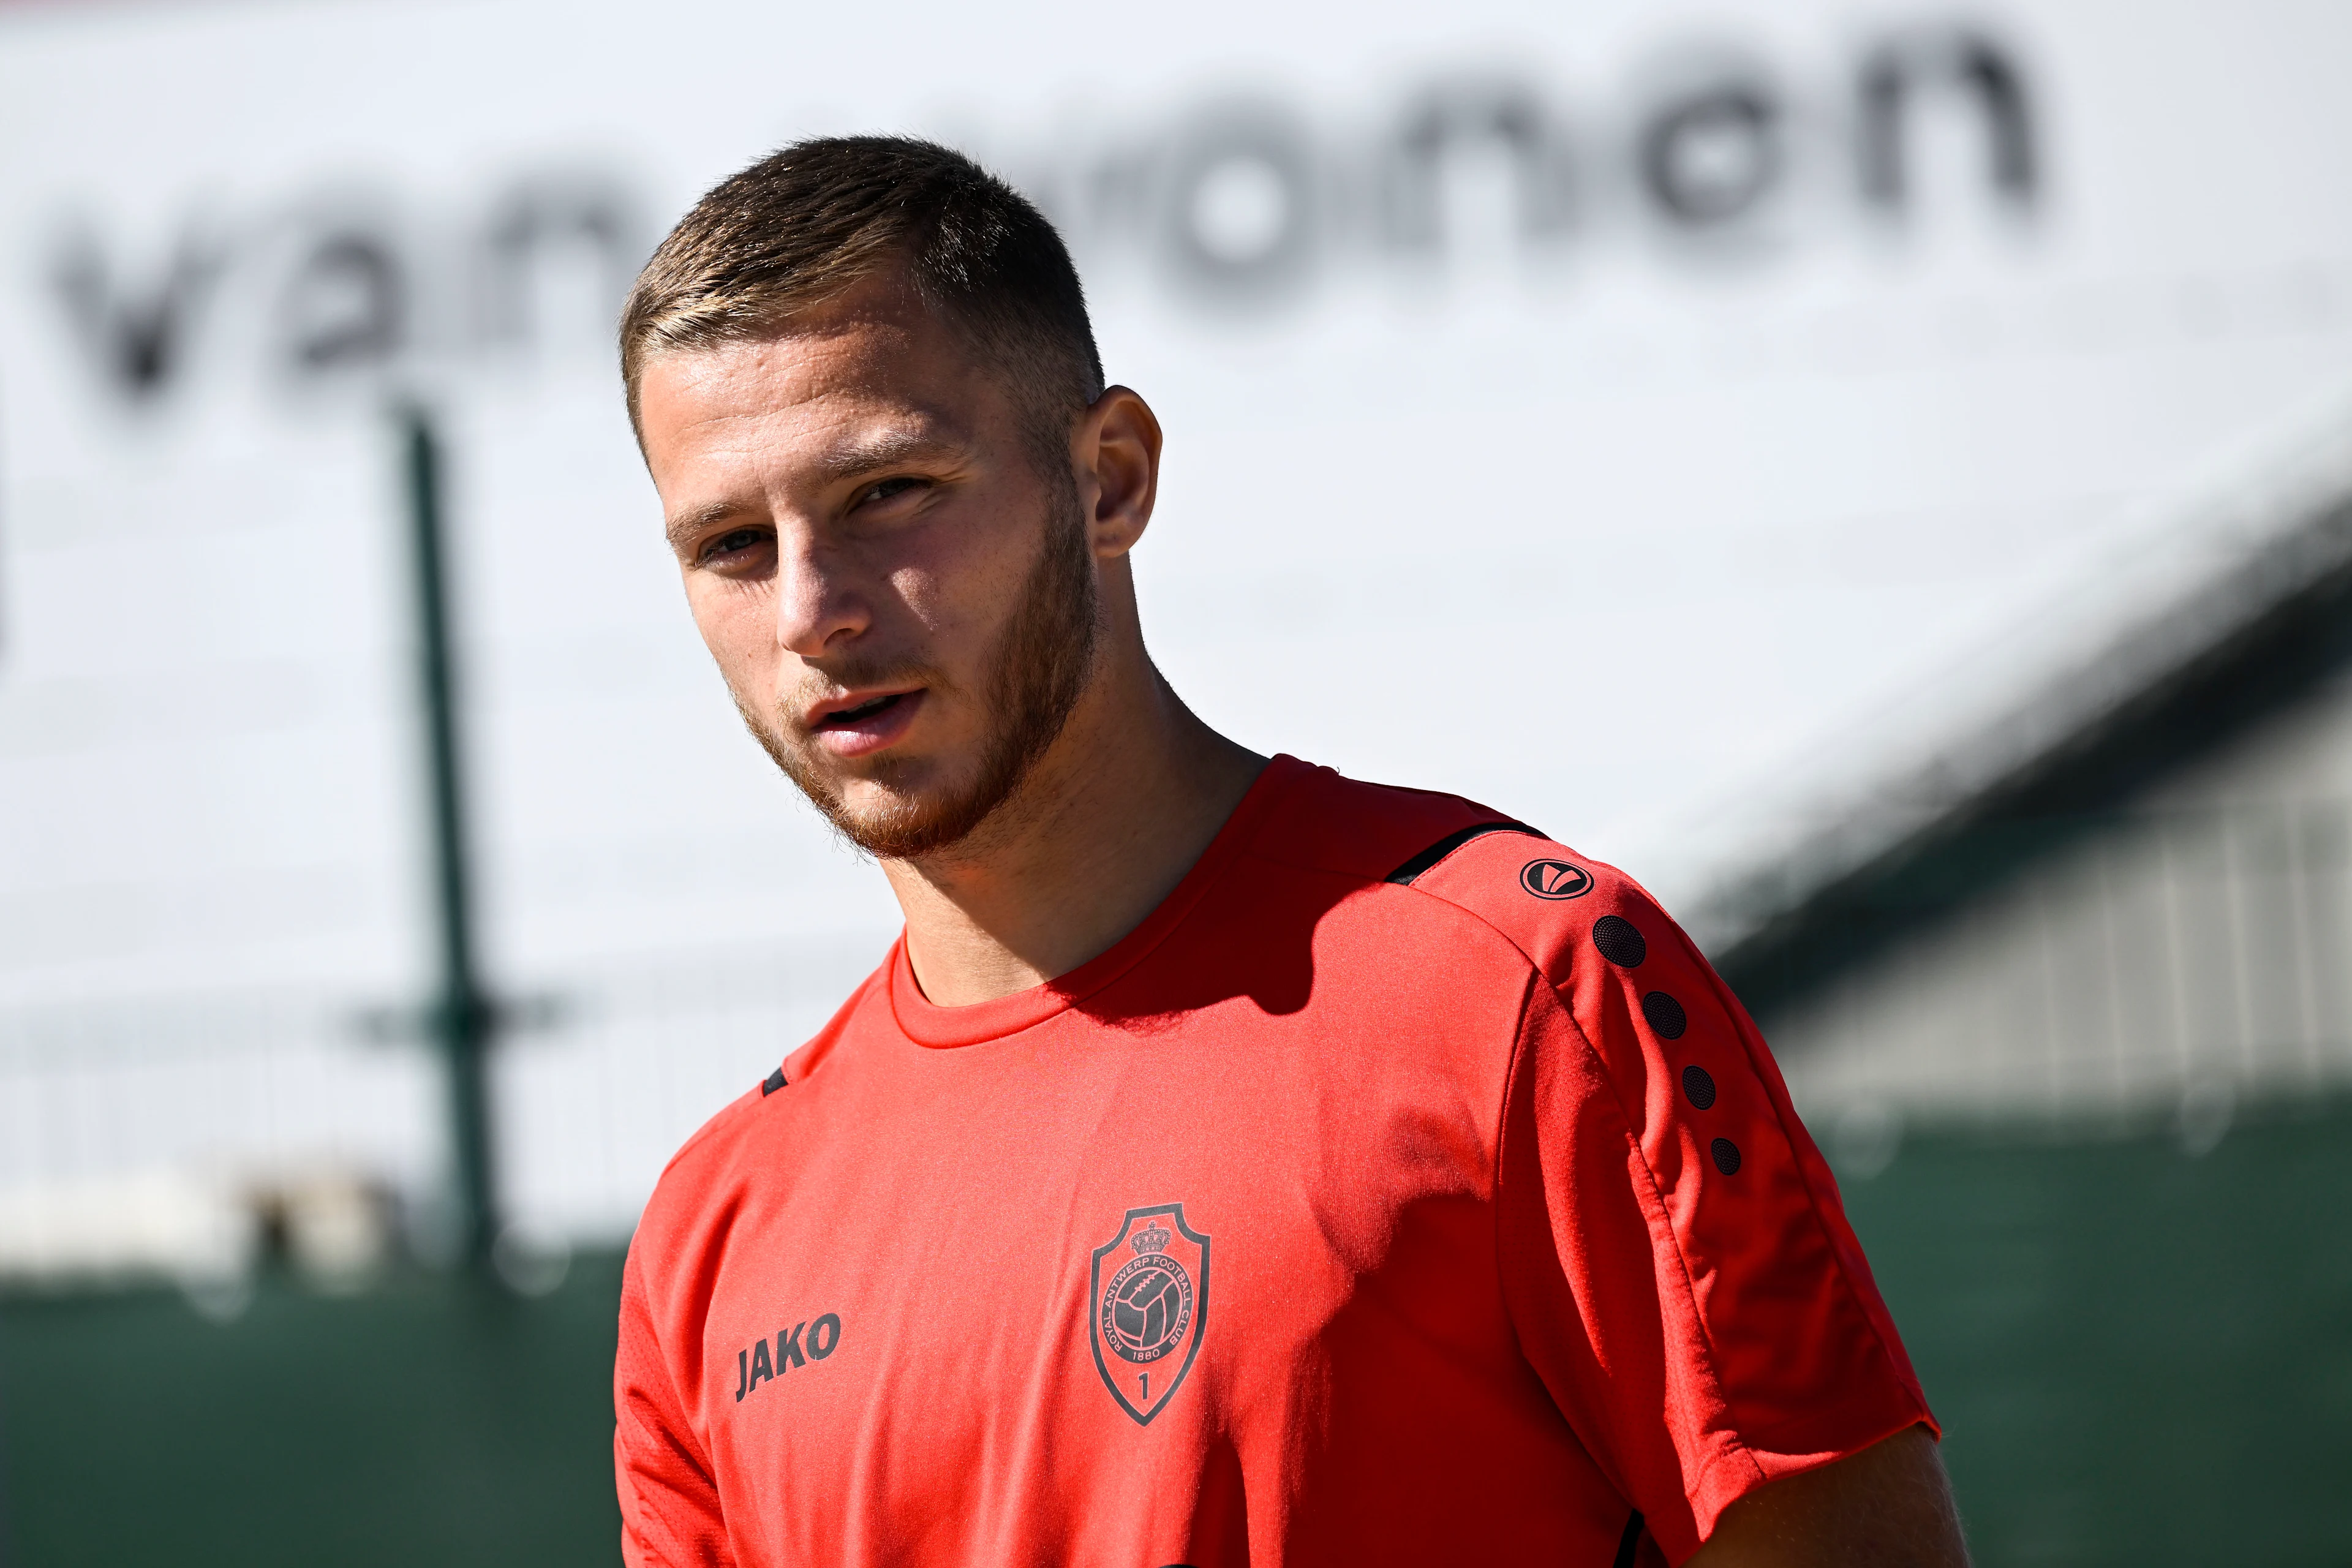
[1088,1204,1211,1425]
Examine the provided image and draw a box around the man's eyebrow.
[665,500,747,552]
[662,425,975,551]
[813,425,971,483]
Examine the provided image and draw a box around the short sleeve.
[615,1245,735,1568]
[1489,873,1934,1564]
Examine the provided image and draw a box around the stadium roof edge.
[1698,404,2352,1021]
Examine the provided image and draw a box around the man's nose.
[773,532,870,658]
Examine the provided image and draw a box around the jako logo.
[733,1311,843,1403]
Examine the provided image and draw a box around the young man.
[614,137,1964,1567]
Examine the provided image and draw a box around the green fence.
[0,1256,625,1566]
[1841,1101,2352,1564]
[4,1104,2348,1566]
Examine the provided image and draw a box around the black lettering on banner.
[776,1321,807,1373]
[747,1336,773,1393]
[40,30,2046,423]
[1381,77,1572,252]
[1639,75,1783,226]
[809,1313,842,1360]
[475,175,643,349]
[50,227,222,401]
[1856,28,2037,213]
[280,227,406,374]
[1159,100,1322,306]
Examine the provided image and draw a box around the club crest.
[1088,1203,1210,1425]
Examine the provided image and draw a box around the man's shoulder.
[631,1080,769,1257]
[1251,760,1668,991]
[633,960,890,1264]
[1246,761,1540,886]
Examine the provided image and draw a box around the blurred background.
[2,0,2349,1561]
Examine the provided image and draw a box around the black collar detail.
[1384,820,1544,886]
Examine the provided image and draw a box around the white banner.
[3,0,2350,1227]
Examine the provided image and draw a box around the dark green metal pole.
[0,1318,13,1568]
[401,405,498,1272]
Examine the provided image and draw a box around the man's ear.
[1076,386,1162,560]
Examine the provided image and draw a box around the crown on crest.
[1130,1219,1174,1256]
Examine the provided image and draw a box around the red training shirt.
[615,756,1933,1566]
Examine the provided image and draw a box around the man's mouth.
[806,687,926,756]
[816,692,905,728]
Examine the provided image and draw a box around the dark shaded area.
[1842,1103,2352,1565]
[1717,496,2352,1022]
[0,1254,624,1567]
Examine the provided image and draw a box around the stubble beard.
[734,483,1101,862]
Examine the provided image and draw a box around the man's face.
[638,274,1099,859]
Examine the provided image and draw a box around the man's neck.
[881,665,1266,1008]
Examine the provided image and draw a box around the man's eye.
[856,477,925,508]
[700,527,769,562]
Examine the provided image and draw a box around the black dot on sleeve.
[1641,991,1688,1039]
[1592,914,1646,968]
[1710,1137,1742,1175]
[1682,1065,1716,1110]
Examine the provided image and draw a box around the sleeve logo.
[1088,1204,1210,1426]
[1519,858,1594,900]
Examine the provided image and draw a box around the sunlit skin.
[1691,1425,1966,1566]
[637,268,1262,1006]
[635,266,1967,1566]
